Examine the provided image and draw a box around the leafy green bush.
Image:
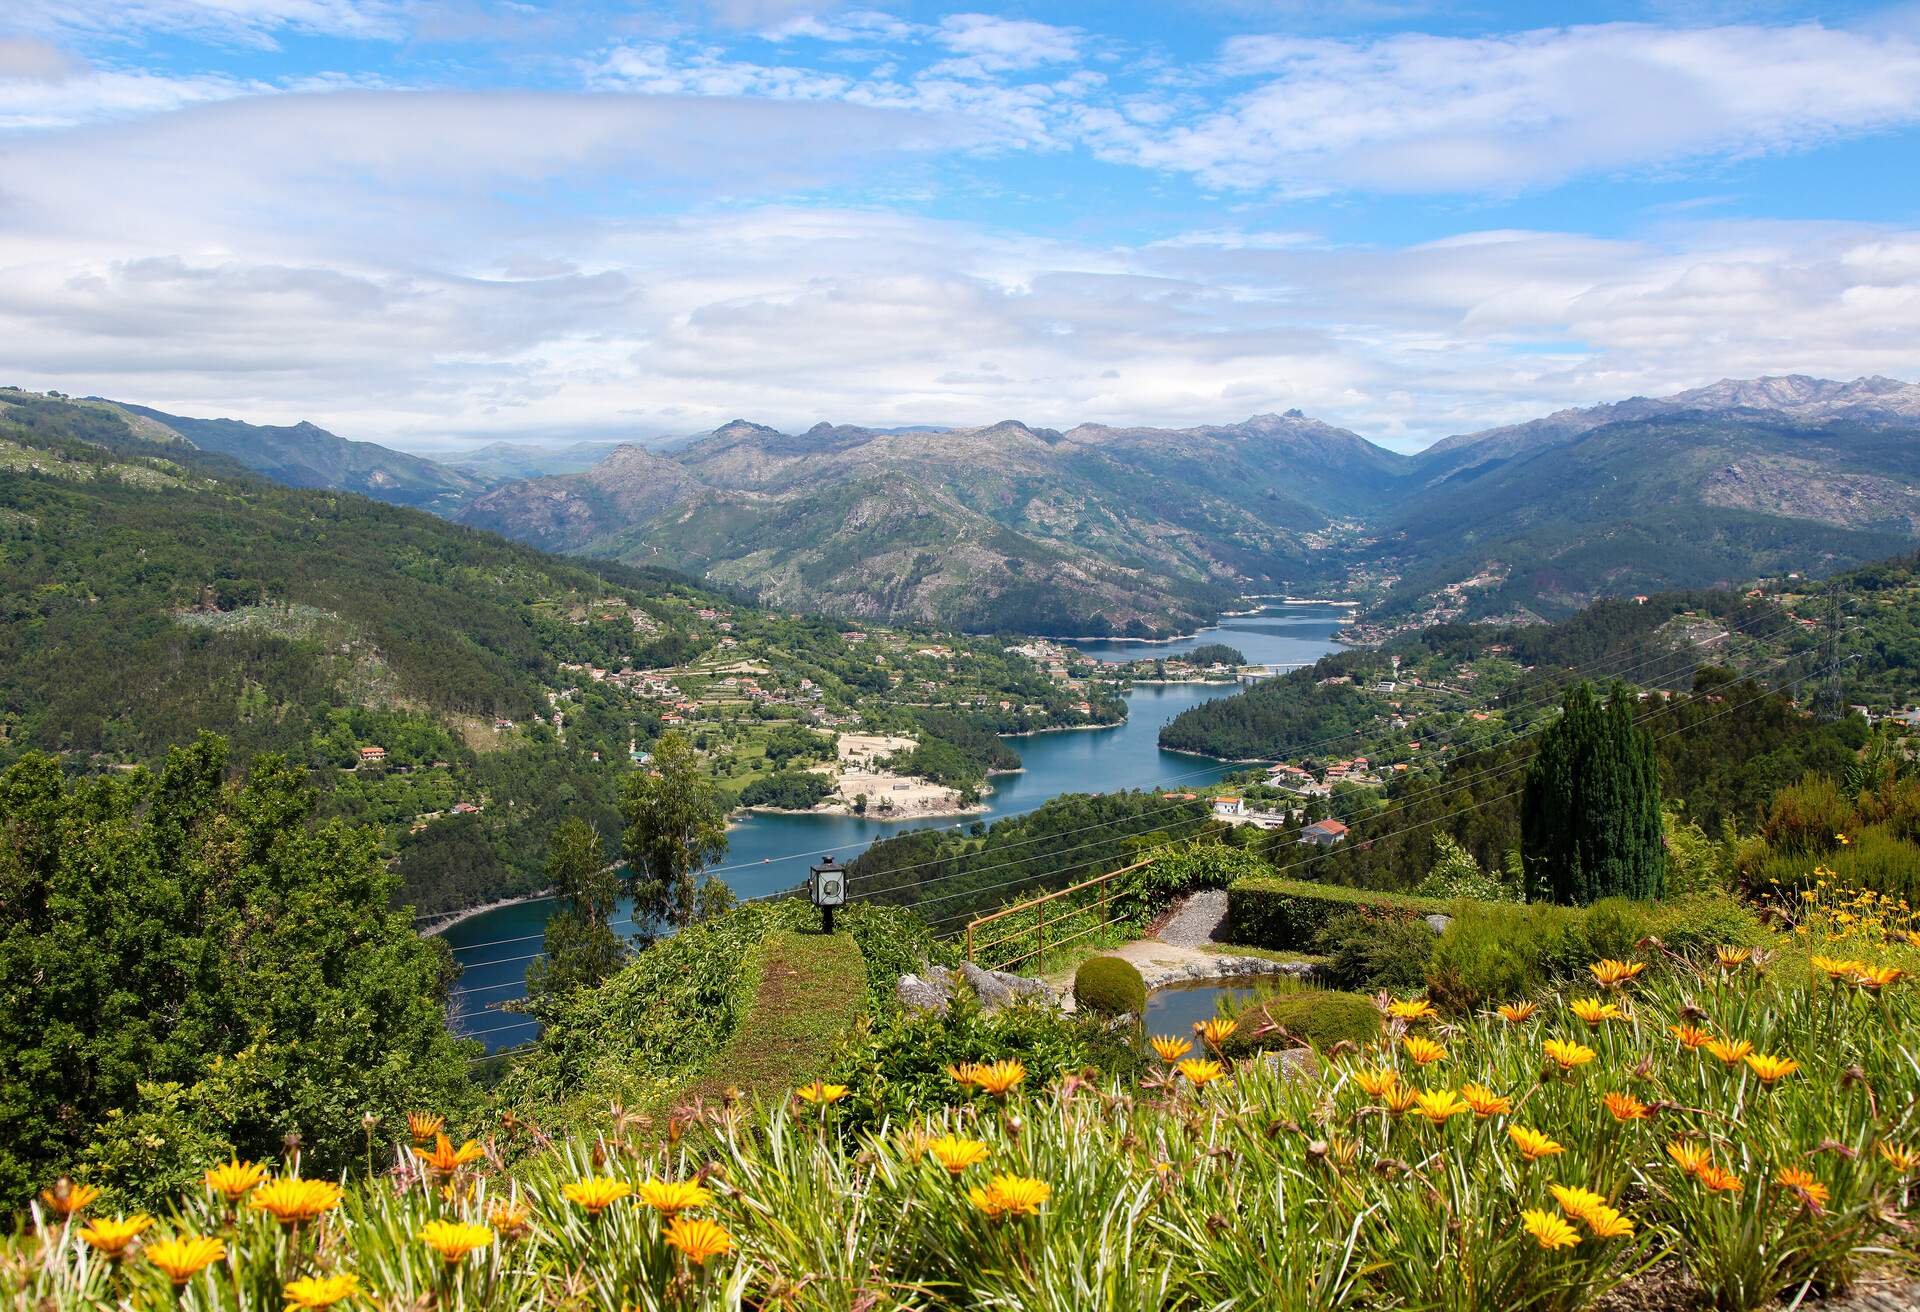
[1761,773,1853,857]
[1073,956,1146,1016]
[737,771,835,810]
[1112,841,1270,922]
[1226,875,1450,951]
[1222,989,1380,1055]
[1753,824,1920,907]
[1412,834,1520,902]
[1311,909,1437,993]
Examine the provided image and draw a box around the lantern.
[808,855,845,932]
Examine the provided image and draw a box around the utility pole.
[1818,582,1845,720]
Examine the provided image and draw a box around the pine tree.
[1521,683,1666,904]
[526,818,625,1000]
[621,731,730,935]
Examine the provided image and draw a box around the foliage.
[0,735,475,1208]
[1663,809,1739,896]
[735,772,834,811]
[1183,643,1246,667]
[1225,873,1451,952]
[1524,683,1667,905]
[1413,834,1520,902]
[621,732,730,935]
[1311,910,1439,993]
[1072,957,1146,1017]
[1220,989,1381,1055]
[526,818,625,1002]
[1158,670,1380,760]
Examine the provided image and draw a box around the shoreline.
[1033,597,1359,648]
[419,890,554,937]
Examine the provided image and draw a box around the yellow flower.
[418,1220,493,1264]
[1352,1067,1400,1099]
[1697,1165,1744,1194]
[562,1177,632,1215]
[1602,1090,1652,1122]
[1413,1089,1471,1125]
[947,1062,981,1088]
[1176,1057,1229,1088]
[1715,946,1752,969]
[1381,1083,1420,1117]
[1401,1035,1447,1066]
[1570,997,1623,1025]
[1837,832,1851,846]
[1775,1167,1830,1211]
[1852,964,1903,991]
[1669,1023,1713,1050]
[412,1134,485,1177]
[284,1274,360,1310]
[969,1060,1027,1099]
[1509,1126,1565,1161]
[1386,998,1439,1023]
[1705,1038,1753,1067]
[1149,1035,1192,1063]
[1193,1017,1238,1048]
[1543,1038,1597,1071]
[145,1235,226,1284]
[1549,1184,1607,1225]
[1667,1140,1713,1176]
[1522,1208,1580,1250]
[1497,1001,1539,1023]
[795,1081,850,1105]
[927,1135,991,1176]
[78,1215,153,1256]
[38,1181,101,1217]
[406,1112,445,1143]
[967,1174,1051,1219]
[203,1159,266,1203]
[1588,959,1646,988]
[1459,1083,1512,1118]
[1584,1204,1635,1239]
[664,1216,733,1265]
[486,1201,531,1238]
[249,1179,343,1227]
[1879,1142,1920,1173]
[1743,1053,1800,1084]
[635,1178,714,1218]
[1811,955,1868,980]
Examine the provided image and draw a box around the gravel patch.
[1157,889,1228,949]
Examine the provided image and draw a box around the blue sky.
[1,1,1917,450]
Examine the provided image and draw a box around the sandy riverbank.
[419,890,553,937]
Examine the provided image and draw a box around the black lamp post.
[808,855,845,933]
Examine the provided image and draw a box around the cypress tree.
[1522,682,1666,904]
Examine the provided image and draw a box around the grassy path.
[686,928,867,1106]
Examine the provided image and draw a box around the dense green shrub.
[1074,956,1147,1016]
[1312,909,1438,993]
[1752,823,1920,906]
[737,771,835,811]
[1412,833,1520,902]
[1761,773,1854,857]
[1222,989,1380,1055]
[1227,875,1450,951]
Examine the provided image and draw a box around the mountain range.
[46,375,1920,635]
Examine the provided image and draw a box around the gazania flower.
[967,1173,1051,1219]
[249,1179,342,1227]
[636,1178,714,1217]
[1352,1067,1400,1099]
[406,1112,445,1143]
[969,1060,1027,1099]
[1811,955,1868,980]
[1775,1167,1830,1211]
[1670,1023,1713,1050]
[1852,964,1903,991]
[1706,1038,1754,1067]
[1149,1035,1192,1063]
[1603,1091,1651,1122]
[1497,1001,1539,1023]
[203,1159,266,1203]
[418,1220,493,1264]
[1585,1204,1635,1239]
[562,1177,632,1214]
[38,1181,101,1218]
[1549,1184,1607,1225]
[1386,998,1438,1023]
[1176,1058,1228,1088]
[486,1201,532,1239]
[1837,833,1851,846]
[145,1235,226,1284]
[1879,1142,1920,1173]
[413,1134,485,1177]
[1543,1039,1597,1071]
[78,1215,153,1257]
[1381,1083,1420,1117]
[947,1063,981,1088]
[1744,1053,1800,1084]
[1413,1089,1470,1124]
[1522,1208,1580,1250]
[664,1216,733,1265]
[795,1081,850,1105]
[1193,1017,1238,1049]
[284,1275,360,1310]
[1402,1036,1446,1066]
[1570,997,1623,1025]
[1509,1126,1565,1161]
[1697,1165,1744,1194]
[1716,946,1752,969]
[927,1135,991,1176]
[1667,1140,1712,1176]
[1459,1082,1512,1117]
[1588,959,1646,988]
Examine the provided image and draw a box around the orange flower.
[1549,1184,1607,1225]
[1667,1140,1712,1176]
[795,1081,850,1105]
[1543,1039,1597,1071]
[406,1112,445,1143]
[412,1134,485,1177]
[78,1215,153,1256]
[1705,1038,1753,1067]
[927,1136,991,1176]
[1584,1204,1635,1239]
[1852,964,1903,991]
[1588,959,1646,988]
[1193,1017,1238,1049]
[1176,1058,1228,1088]
[1603,1090,1652,1122]
[969,1061,1027,1099]
[1570,997,1623,1025]
[1497,1001,1539,1023]
[1743,1053,1800,1085]
[418,1220,493,1264]
[203,1160,266,1203]
[1458,1082,1512,1118]
[1149,1035,1192,1063]
[1811,955,1868,980]
[38,1180,101,1218]
[249,1179,343,1227]
[1509,1126,1565,1161]
[947,1063,982,1088]
[1715,946,1752,969]
[284,1275,360,1310]
[1879,1142,1920,1173]
[1697,1165,1744,1194]
[636,1179,714,1218]
[1775,1167,1830,1211]
[966,1174,1051,1219]
[486,1201,532,1239]
[1381,1083,1420,1117]
[1412,1089,1471,1124]
[1401,1036,1446,1066]
[561,1177,632,1215]
[1352,1067,1400,1099]
[1669,1024,1713,1050]
[144,1235,226,1284]
[1386,998,1438,1023]
[664,1216,733,1265]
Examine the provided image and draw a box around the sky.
[1,1,1917,452]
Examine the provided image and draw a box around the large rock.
[1425,914,1453,935]
[959,960,1051,1011]
[897,969,955,1016]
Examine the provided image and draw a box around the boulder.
[1424,914,1453,935]
[1263,1047,1322,1082]
[959,961,1050,1011]
[897,969,955,1016]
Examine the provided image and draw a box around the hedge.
[1226,875,1453,952]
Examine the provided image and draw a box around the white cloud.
[4,0,406,48]
[932,13,1081,73]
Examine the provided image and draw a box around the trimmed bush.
[1227,875,1450,951]
[1312,909,1437,993]
[1222,989,1380,1056]
[1074,955,1147,1017]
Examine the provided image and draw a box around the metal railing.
[963,857,1152,971]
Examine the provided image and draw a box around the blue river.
[442,603,1347,1049]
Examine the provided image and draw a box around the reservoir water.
[443,603,1347,1049]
